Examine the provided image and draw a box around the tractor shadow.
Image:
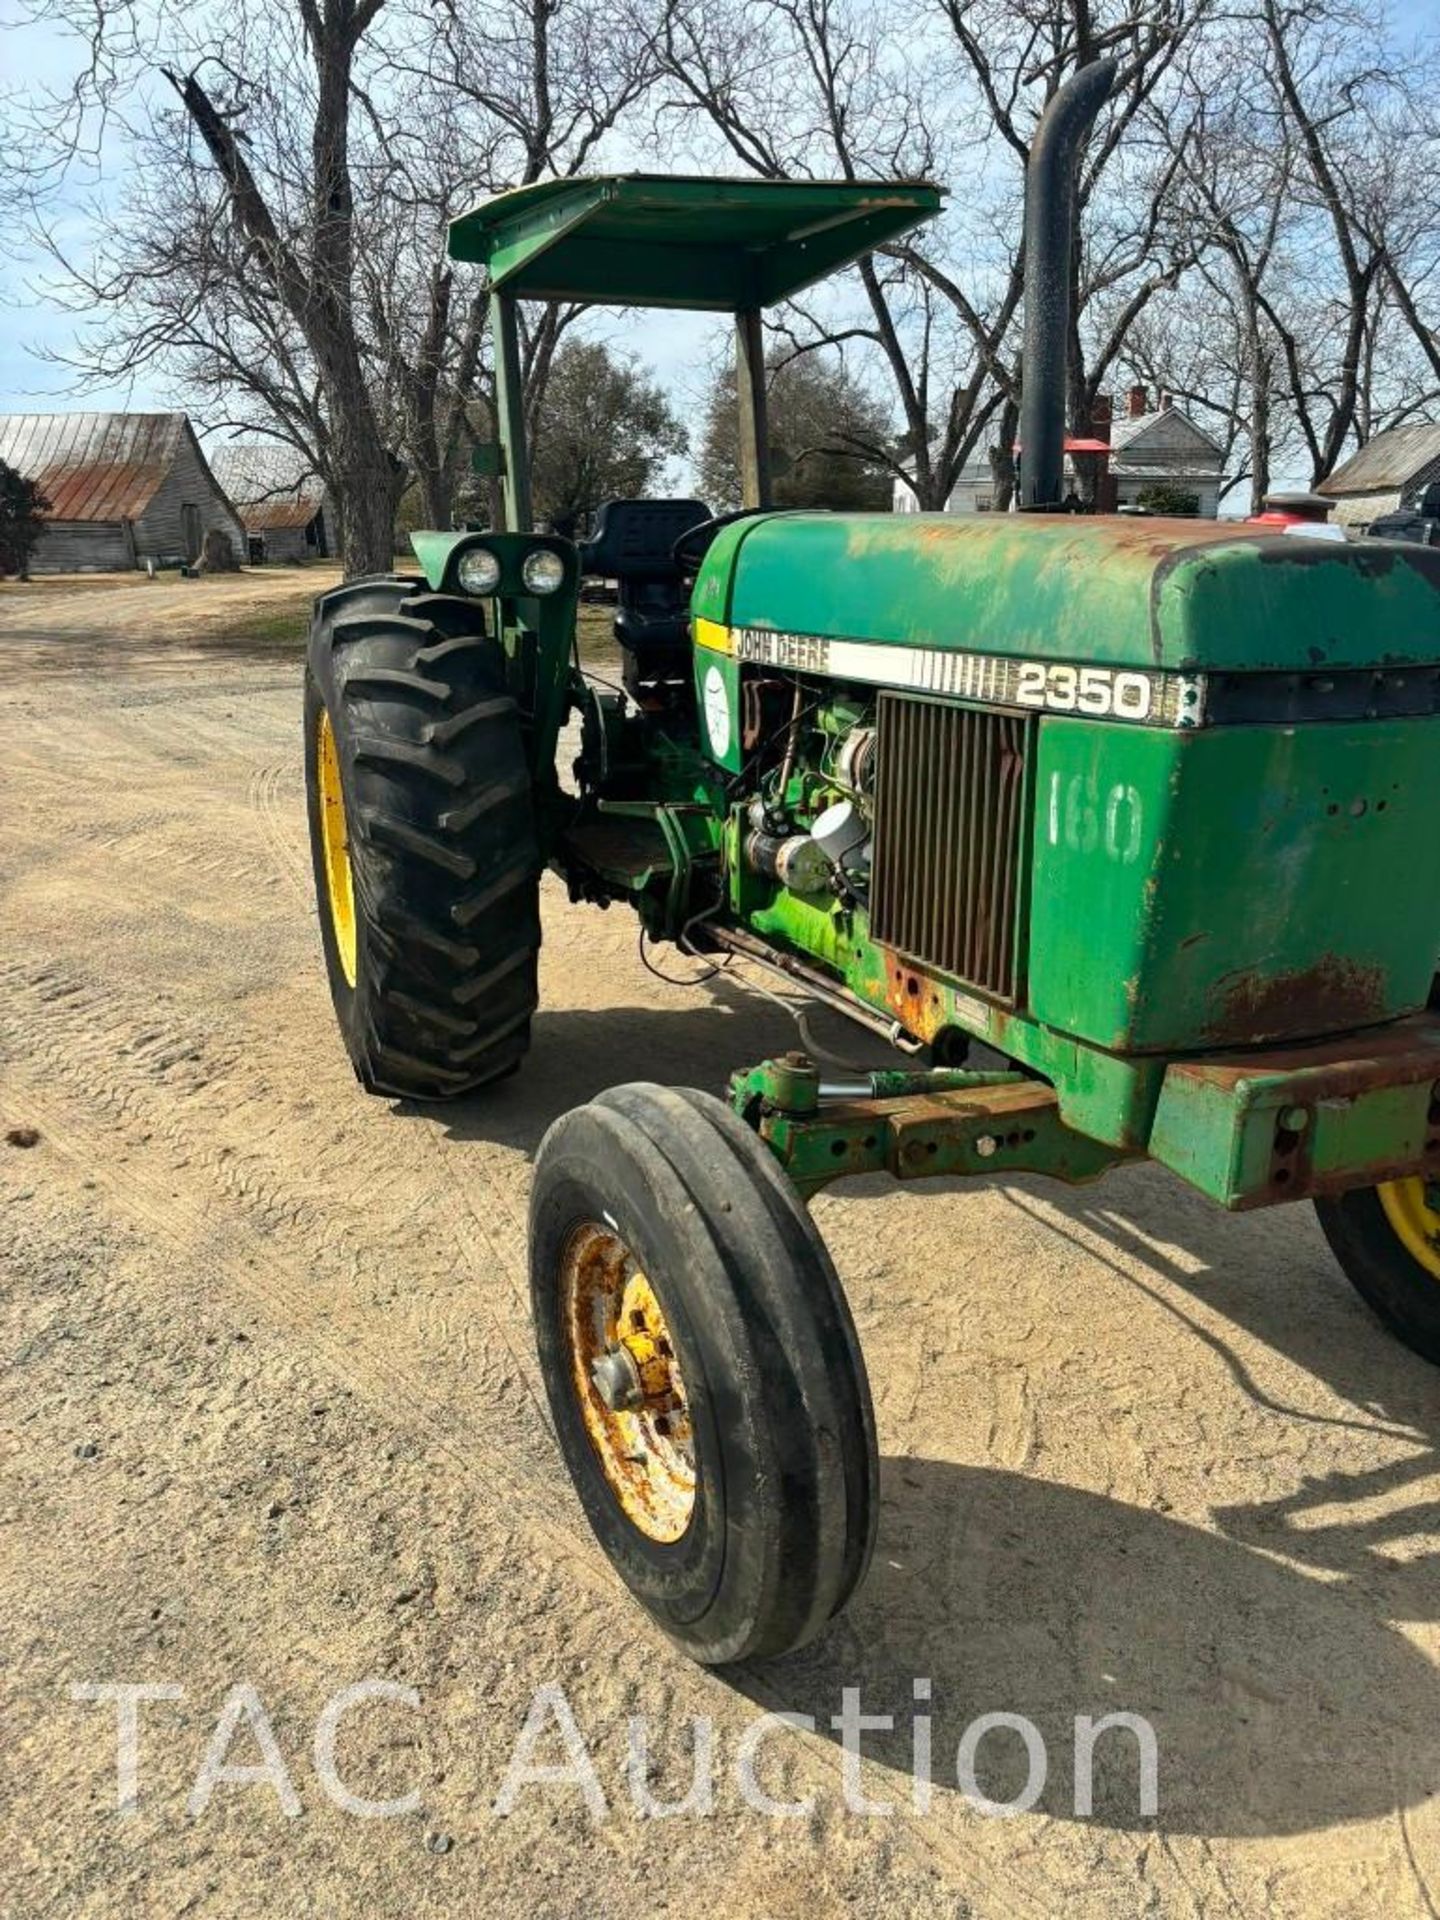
[418,973,896,1159]
[1000,1162,1440,1587]
[742,1454,1440,1837]
[743,1168,1440,1836]
[998,1160,1440,1437]
[413,983,1440,1836]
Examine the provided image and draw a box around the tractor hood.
[691,511,1440,676]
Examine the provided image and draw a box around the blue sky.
[3,0,1436,489]
[0,1,727,457]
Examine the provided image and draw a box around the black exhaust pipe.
[1017,59,1118,511]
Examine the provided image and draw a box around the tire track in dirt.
[244,750,547,1413]
[0,659,1066,1920]
[248,761,313,896]
[0,954,572,1534]
[0,958,1056,1920]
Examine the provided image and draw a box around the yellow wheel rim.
[316,706,358,988]
[1378,1178,1440,1278]
[559,1222,696,1543]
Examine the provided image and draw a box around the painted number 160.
[1047,773,1144,864]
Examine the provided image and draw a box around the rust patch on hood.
[1206,955,1390,1047]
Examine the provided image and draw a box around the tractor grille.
[869,693,1031,1001]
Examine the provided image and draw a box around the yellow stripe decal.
[693,618,733,655]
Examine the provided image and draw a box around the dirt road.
[4,592,1440,1918]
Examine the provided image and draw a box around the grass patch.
[201,605,313,649]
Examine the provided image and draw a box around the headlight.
[521,548,566,595]
[456,545,501,595]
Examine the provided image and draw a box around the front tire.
[1315,1179,1440,1364]
[530,1083,877,1663]
[304,576,540,1100]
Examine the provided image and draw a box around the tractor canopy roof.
[447,174,944,310]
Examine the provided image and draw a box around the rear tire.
[1315,1180,1440,1364]
[304,576,540,1100]
[530,1082,877,1663]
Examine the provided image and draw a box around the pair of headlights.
[456,544,567,597]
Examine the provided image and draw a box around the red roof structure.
[0,412,205,521]
[209,443,327,534]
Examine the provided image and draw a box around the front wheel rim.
[559,1221,697,1544]
[315,706,358,988]
[1378,1177,1440,1278]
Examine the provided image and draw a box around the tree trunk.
[1248,353,1271,516]
[990,395,1019,512]
[327,405,406,576]
[418,466,452,533]
[165,30,405,581]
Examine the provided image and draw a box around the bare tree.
[652,0,1212,510]
[15,0,661,567]
[159,6,408,574]
[1133,0,1440,503]
[376,0,665,525]
[12,0,1440,544]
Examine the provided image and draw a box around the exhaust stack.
[1017,59,1118,510]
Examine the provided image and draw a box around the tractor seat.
[579,498,711,651]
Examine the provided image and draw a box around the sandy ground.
[4,583,1440,1919]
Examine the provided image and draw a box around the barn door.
[181,503,202,562]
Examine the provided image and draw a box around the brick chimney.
[1127,383,1149,419]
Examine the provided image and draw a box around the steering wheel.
[670,509,765,574]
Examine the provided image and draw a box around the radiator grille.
[869,693,1031,1001]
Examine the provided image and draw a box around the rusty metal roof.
[209,443,326,533]
[1320,423,1440,497]
[0,412,204,522]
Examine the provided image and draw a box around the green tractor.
[305,62,1440,1664]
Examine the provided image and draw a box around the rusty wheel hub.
[559,1222,696,1542]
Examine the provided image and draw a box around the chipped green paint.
[1027,716,1440,1053]
[728,1057,1127,1198]
[409,527,473,590]
[1149,1019,1440,1208]
[695,511,1440,671]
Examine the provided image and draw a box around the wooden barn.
[0,412,244,573]
[1317,424,1440,533]
[210,443,330,564]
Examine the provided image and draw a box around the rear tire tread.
[305,577,541,1100]
[425,696,519,746]
[342,667,452,704]
[355,808,478,878]
[352,735,467,788]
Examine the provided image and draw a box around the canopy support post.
[735,306,773,511]
[493,292,533,533]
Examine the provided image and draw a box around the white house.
[1108,396,1225,517]
[892,386,1225,517]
